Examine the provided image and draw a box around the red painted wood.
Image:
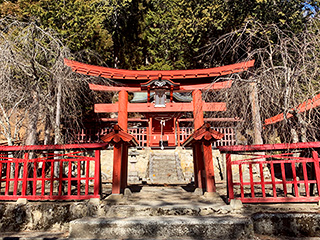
[312,151,320,196]
[95,102,226,113]
[149,118,152,147]
[0,150,100,200]
[0,195,100,201]
[192,89,204,130]
[5,161,10,195]
[259,163,266,198]
[0,143,108,152]
[203,142,216,192]
[302,162,309,197]
[58,161,63,196]
[13,161,19,195]
[77,160,81,195]
[239,164,244,199]
[280,162,288,196]
[89,81,233,92]
[224,146,320,203]
[291,161,299,197]
[85,160,90,195]
[65,59,255,81]
[235,197,320,203]
[270,162,277,197]
[177,120,181,146]
[118,90,128,131]
[68,161,72,195]
[249,164,255,198]
[195,143,205,190]
[178,117,242,122]
[120,144,128,190]
[41,160,46,196]
[112,143,122,194]
[218,141,320,153]
[264,93,320,125]
[94,150,101,197]
[226,154,234,200]
[50,161,54,197]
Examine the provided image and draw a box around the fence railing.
[0,143,106,201]
[218,142,320,203]
[128,128,147,147]
[72,126,235,148]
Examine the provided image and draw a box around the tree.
[0,0,114,65]
[204,18,320,144]
[0,19,93,146]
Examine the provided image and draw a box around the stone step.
[69,216,253,239]
[151,167,177,171]
[152,162,176,166]
[151,176,179,180]
[152,159,176,162]
[152,159,176,163]
[152,159,175,162]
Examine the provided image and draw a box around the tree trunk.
[249,82,264,145]
[25,92,39,146]
[44,114,51,145]
[54,78,62,177]
[296,114,307,142]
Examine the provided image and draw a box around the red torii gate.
[264,92,320,125]
[64,59,254,194]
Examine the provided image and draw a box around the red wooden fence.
[218,142,320,203]
[0,143,107,201]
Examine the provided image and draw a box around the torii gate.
[64,59,254,194]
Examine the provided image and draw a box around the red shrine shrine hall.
[64,59,254,194]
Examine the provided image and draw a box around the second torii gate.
[64,59,255,194]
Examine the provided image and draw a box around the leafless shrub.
[203,19,320,144]
[0,19,113,146]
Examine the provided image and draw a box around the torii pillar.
[183,123,223,192]
[101,125,138,195]
[191,90,224,193]
[117,90,128,193]
[102,90,133,195]
[192,89,206,191]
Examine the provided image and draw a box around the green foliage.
[1,0,114,64]
[0,0,318,69]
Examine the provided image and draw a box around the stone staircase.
[147,150,186,184]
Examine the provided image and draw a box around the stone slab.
[69,216,254,239]
[253,213,320,237]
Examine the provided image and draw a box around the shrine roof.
[182,123,224,147]
[64,59,254,81]
[264,93,320,125]
[101,125,139,146]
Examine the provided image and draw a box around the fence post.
[194,142,204,190]
[112,143,122,194]
[226,153,234,201]
[312,151,320,196]
[203,141,216,192]
[13,157,19,196]
[120,144,128,190]
[94,150,101,197]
